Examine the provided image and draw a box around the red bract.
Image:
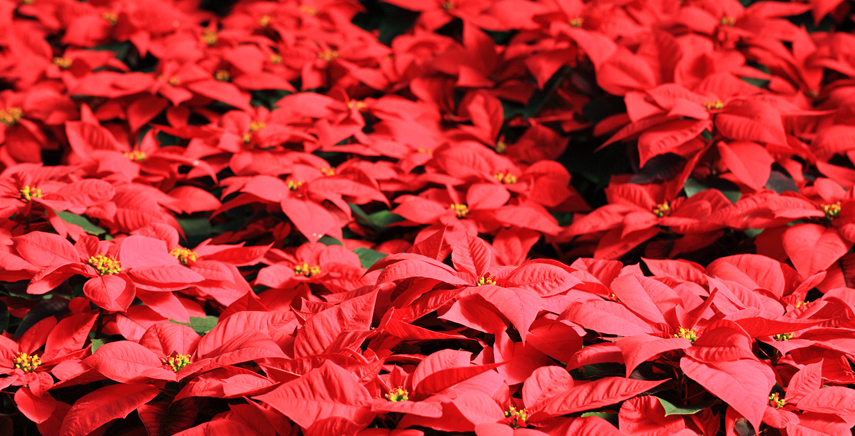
[5,0,855,434]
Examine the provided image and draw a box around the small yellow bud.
[13,352,41,373]
[0,107,23,126]
[170,247,198,265]
[450,203,469,218]
[674,326,698,343]
[653,202,671,217]
[385,387,408,402]
[504,405,529,428]
[294,263,321,277]
[19,185,42,202]
[88,254,121,276]
[769,393,785,409]
[166,354,191,372]
[124,150,146,162]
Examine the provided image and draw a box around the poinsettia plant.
[2,0,855,434]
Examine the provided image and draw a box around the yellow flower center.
[88,254,121,276]
[477,274,497,286]
[124,150,146,162]
[450,203,469,218]
[504,406,529,429]
[653,201,671,217]
[249,120,266,132]
[674,326,698,343]
[795,300,810,309]
[769,393,785,409]
[317,50,339,62]
[703,100,723,111]
[719,16,735,26]
[201,30,218,46]
[269,54,283,64]
[294,263,321,277]
[346,100,367,111]
[442,0,455,10]
[299,5,318,15]
[0,107,23,126]
[52,57,71,69]
[166,354,191,372]
[158,75,180,86]
[258,15,271,27]
[320,167,335,176]
[214,70,231,82]
[495,140,506,154]
[170,247,198,265]
[14,352,40,373]
[385,387,409,402]
[821,202,841,220]
[101,12,117,24]
[774,332,793,342]
[417,148,433,155]
[493,172,517,184]
[19,185,42,202]
[287,180,305,191]
[569,17,583,27]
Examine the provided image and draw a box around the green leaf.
[175,217,212,247]
[353,247,387,269]
[349,203,378,231]
[171,316,218,335]
[656,397,715,416]
[744,228,763,238]
[524,66,573,119]
[57,211,106,235]
[367,210,404,228]
[580,412,619,427]
[318,235,344,246]
[90,339,105,353]
[0,301,9,333]
[683,178,707,198]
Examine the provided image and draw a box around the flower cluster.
[0,0,853,435]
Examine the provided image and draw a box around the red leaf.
[43,311,98,360]
[680,356,774,433]
[529,376,667,420]
[619,395,688,435]
[194,311,293,358]
[451,233,492,283]
[84,341,176,383]
[293,290,377,358]
[477,285,541,342]
[139,321,200,357]
[450,391,505,428]
[783,223,852,277]
[14,388,57,424]
[253,361,375,430]
[414,352,505,397]
[175,367,274,401]
[83,275,135,312]
[138,399,200,436]
[787,361,823,406]
[504,262,579,296]
[13,232,79,268]
[173,419,263,436]
[281,197,337,242]
[617,335,691,377]
[59,384,159,436]
[522,366,574,409]
[797,387,855,416]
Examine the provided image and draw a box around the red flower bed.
[0,0,855,434]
